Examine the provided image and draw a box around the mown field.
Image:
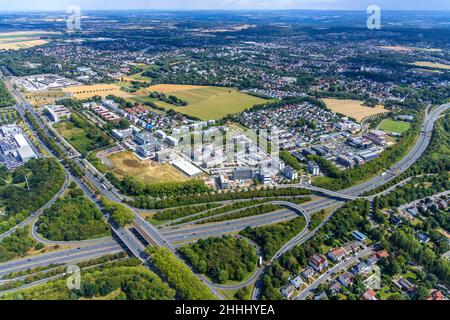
[323,98,388,122]
[378,119,411,134]
[144,85,267,120]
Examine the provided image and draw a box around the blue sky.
[2,0,450,11]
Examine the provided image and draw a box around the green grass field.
[378,119,411,134]
[150,86,267,120]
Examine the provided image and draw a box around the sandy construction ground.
[100,151,188,184]
[63,84,130,99]
[323,98,388,122]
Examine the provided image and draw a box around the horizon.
[2,0,450,12]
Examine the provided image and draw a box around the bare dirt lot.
[98,150,188,184]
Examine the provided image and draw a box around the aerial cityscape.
[0,0,449,311]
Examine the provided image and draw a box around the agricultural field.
[97,150,188,184]
[0,31,57,50]
[323,98,388,122]
[411,61,450,70]
[379,46,442,53]
[139,85,267,120]
[63,84,130,100]
[378,119,411,134]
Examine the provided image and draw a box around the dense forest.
[179,236,258,284]
[37,192,110,241]
[147,247,216,300]
[241,216,307,260]
[0,227,39,263]
[101,198,135,227]
[0,159,66,234]
[1,259,176,300]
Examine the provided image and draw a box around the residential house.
[280,285,295,300]
[352,261,371,276]
[362,289,378,300]
[426,289,448,301]
[339,272,354,288]
[301,267,315,280]
[375,250,389,260]
[309,254,329,272]
[289,276,304,290]
[329,280,342,295]
[328,247,347,262]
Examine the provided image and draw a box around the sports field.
[63,84,130,100]
[101,151,188,184]
[323,98,388,122]
[143,85,267,120]
[411,61,450,70]
[378,119,411,134]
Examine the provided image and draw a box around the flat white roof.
[18,146,36,160]
[14,134,29,148]
[171,158,202,177]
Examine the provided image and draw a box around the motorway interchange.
[0,72,448,299]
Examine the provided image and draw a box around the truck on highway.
[258,256,263,267]
[381,172,387,177]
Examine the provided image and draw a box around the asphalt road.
[162,201,310,245]
[0,241,123,278]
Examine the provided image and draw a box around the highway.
[2,73,224,298]
[279,103,450,215]
[0,241,123,278]
[163,201,310,245]
[1,69,448,299]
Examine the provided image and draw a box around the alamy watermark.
[67,5,82,31]
[66,265,81,290]
[367,5,382,30]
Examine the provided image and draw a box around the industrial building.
[0,125,38,170]
[45,105,72,123]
